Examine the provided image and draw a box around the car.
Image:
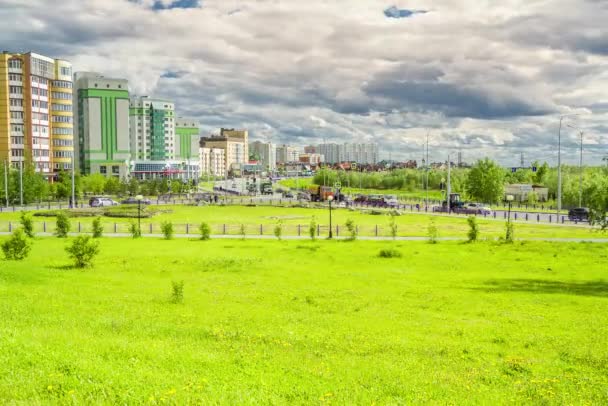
[465,202,492,215]
[568,207,589,222]
[384,195,399,208]
[89,197,119,207]
[121,197,151,205]
[283,191,295,198]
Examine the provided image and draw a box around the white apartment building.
[200,147,226,178]
[276,144,299,164]
[249,141,276,170]
[317,143,378,164]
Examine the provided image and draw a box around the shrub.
[129,221,141,238]
[92,217,103,238]
[427,218,439,244]
[199,222,211,240]
[505,221,515,243]
[378,248,402,258]
[309,216,317,241]
[274,220,283,240]
[467,216,479,242]
[161,221,174,240]
[388,213,398,240]
[2,228,31,260]
[345,218,357,241]
[240,224,247,240]
[20,211,35,238]
[65,235,100,268]
[171,280,184,304]
[55,211,71,238]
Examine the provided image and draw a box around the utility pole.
[71,152,76,208]
[19,160,23,206]
[578,131,584,208]
[520,152,524,168]
[425,131,430,208]
[446,154,451,214]
[4,160,8,208]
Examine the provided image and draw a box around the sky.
[1,0,607,166]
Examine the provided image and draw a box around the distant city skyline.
[2,0,607,166]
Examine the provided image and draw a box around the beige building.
[200,147,225,178]
[200,128,248,173]
[276,144,299,164]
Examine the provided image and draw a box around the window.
[10,111,24,119]
[100,166,107,174]
[8,59,22,69]
[33,149,50,157]
[52,80,72,89]
[11,136,24,145]
[112,166,119,174]
[32,112,49,121]
[51,91,71,100]
[52,115,72,123]
[9,73,22,81]
[118,85,122,89]
[52,103,72,112]
[53,127,73,135]
[60,66,72,77]
[11,149,24,157]
[10,99,23,107]
[9,86,22,94]
[11,124,24,133]
[53,151,72,158]
[53,139,73,147]
[39,88,48,97]
[30,57,53,79]
[32,100,49,109]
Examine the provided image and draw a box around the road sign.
[334,182,342,188]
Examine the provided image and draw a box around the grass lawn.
[0,238,606,403]
[0,205,597,239]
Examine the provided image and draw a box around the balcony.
[8,66,22,74]
[9,93,23,99]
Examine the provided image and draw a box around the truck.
[433,193,465,213]
[308,185,335,202]
[260,182,274,195]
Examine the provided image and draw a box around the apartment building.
[276,144,299,164]
[200,147,226,178]
[175,117,200,161]
[248,140,276,170]
[129,96,175,161]
[200,128,248,174]
[317,143,378,164]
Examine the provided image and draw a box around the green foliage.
[92,217,103,238]
[199,222,211,240]
[586,174,608,231]
[240,224,247,239]
[170,280,184,304]
[427,218,439,244]
[20,211,35,238]
[274,220,283,240]
[1,228,31,260]
[388,213,398,240]
[505,221,515,243]
[345,218,357,240]
[378,248,402,258]
[129,221,142,239]
[161,221,174,240]
[465,158,505,204]
[309,216,317,241]
[467,216,479,242]
[65,236,100,268]
[55,211,71,238]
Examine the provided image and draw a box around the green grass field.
[0,238,607,403]
[0,205,597,239]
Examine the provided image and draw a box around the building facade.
[200,147,226,178]
[129,96,175,161]
[248,140,276,170]
[200,128,248,174]
[73,72,130,178]
[0,51,74,176]
[175,117,200,161]
[317,143,378,164]
[276,144,299,164]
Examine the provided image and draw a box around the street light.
[327,195,334,239]
[135,194,143,236]
[506,194,514,223]
[568,124,585,208]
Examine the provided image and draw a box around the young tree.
[20,211,35,238]
[2,228,32,260]
[55,211,71,238]
[66,236,100,268]
[465,158,505,204]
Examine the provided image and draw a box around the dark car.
[568,207,589,222]
[121,197,151,205]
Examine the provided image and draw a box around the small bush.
[55,211,71,238]
[274,220,283,240]
[467,216,479,242]
[92,217,103,238]
[309,216,317,241]
[388,213,398,240]
[2,228,31,260]
[199,222,211,240]
[240,224,247,240]
[345,218,357,241]
[505,221,515,243]
[129,221,141,238]
[378,248,402,258]
[427,218,439,244]
[161,221,174,240]
[171,280,184,303]
[65,235,100,268]
[20,211,35,238]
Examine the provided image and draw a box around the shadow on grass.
[48,264,78,271]
[475,279,608,298]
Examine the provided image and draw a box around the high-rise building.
[249,140,276,170]
[73,72,130,178]
[276,144,299,164]
[0,51,74,176]
[200,128,248,173]
[200,147,226,178]
[129,96,175,161]
[317,143,378,164]
[175,118,200,161]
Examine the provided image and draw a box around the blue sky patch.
[384,6,427,19]
[152,0,201,10]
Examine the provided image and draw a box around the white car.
[466,203,492,215]
[384,195,399,207]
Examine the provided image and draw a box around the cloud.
[0,0,606,164]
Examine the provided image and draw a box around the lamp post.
[135,194,143,236]
[506,194,514,223]
[327,195,334,239]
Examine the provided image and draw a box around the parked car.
[384,195,399,208]
[568,207,589,222]
[89,197,119,207]
[121,197,151,205]
[283,191,295,198]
